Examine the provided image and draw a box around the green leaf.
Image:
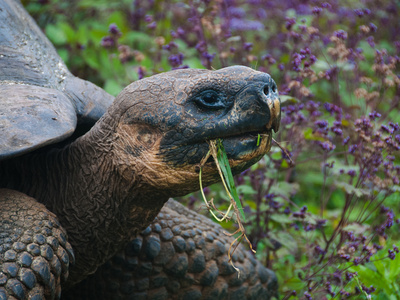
[270,214,292,224]
[262,238,276,249]
[82,48,101,69]
[303,127,325,141]
[57,48,69,63]
[270,151,282,160]
[342,223,370,234]
[280,95,300,107]
[58,22,75,42]
[236,185,257,195]
[270,181,299,199]
[45,24,67,45]
[104,79,123,96]
[335,181,369,197]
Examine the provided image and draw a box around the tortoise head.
[102,66,280,196]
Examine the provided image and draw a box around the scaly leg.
[0,189,74,300]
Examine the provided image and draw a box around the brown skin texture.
[0,66,280,290]
[0,189,74,299]
[62,199,278,300]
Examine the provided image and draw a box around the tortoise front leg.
[0,189,74,300]
[62,199,278,300]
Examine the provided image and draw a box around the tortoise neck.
[56,126,168,286]
[1,122,168,286]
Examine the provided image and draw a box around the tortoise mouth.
[205,128,272,161]
[159,127,273,167]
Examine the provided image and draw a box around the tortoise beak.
[267,97,281,133]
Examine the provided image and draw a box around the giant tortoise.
[0,0,281,299]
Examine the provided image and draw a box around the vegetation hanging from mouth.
[198,139,255,276]
[198,137,293,276]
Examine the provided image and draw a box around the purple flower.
[331,126,343,136]
[285,18,296,30]
[147,21,157,29]
[347,231,356,241]
[202,51,216,66]
[317,141,336,152]
[243,42,253,51]
[369,23,378,32]
[168,53,184,68]
[315,120,328,128]
[345,271,356,281]
[369,111,381,120]
[362,285,376,294]
[256,8,267,19]
[367,36,375,48]
[195,41,207,52]
[354,9,364,17]
[340,254,351,261]
[304,224,314,231]
[354,117,373,131]
[321,2,332,9]
[228,18,264,31]
[108,23,121,36]
[292,53,303,71]
[137,66,145,80]
[304,292,312,300]
[314,245,326,255]
[334,30,348,40]
[347,170,357,177]
[261,54,276,64]
[316,219,327,229]
[340,290,350,296]
[266,193,276,200]
[202,187,211,195]
[170,30,178,38]
[177,27,185,36]
[163,42,178,51]
[381,125,394,134]
[389,122,400,131]
[312,7,323,15]
[283,207,291,214]
[144,15,153,23]
[363,8,371,15]
[227,7,246,18]
[353,257,361,265]
[101,36,115,48]
[324,103,342,117]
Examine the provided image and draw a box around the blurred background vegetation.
[23,0,400,298]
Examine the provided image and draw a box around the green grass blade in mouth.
[198,139,257,277]
[216,139,246,221]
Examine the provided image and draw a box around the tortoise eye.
[194,90,226,110]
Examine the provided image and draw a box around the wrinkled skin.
[106,67,280,195]
[1,66,280,298]
[63,200,278,300]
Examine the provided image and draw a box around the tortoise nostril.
[272,84,277,93]
[263,85,269,96]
